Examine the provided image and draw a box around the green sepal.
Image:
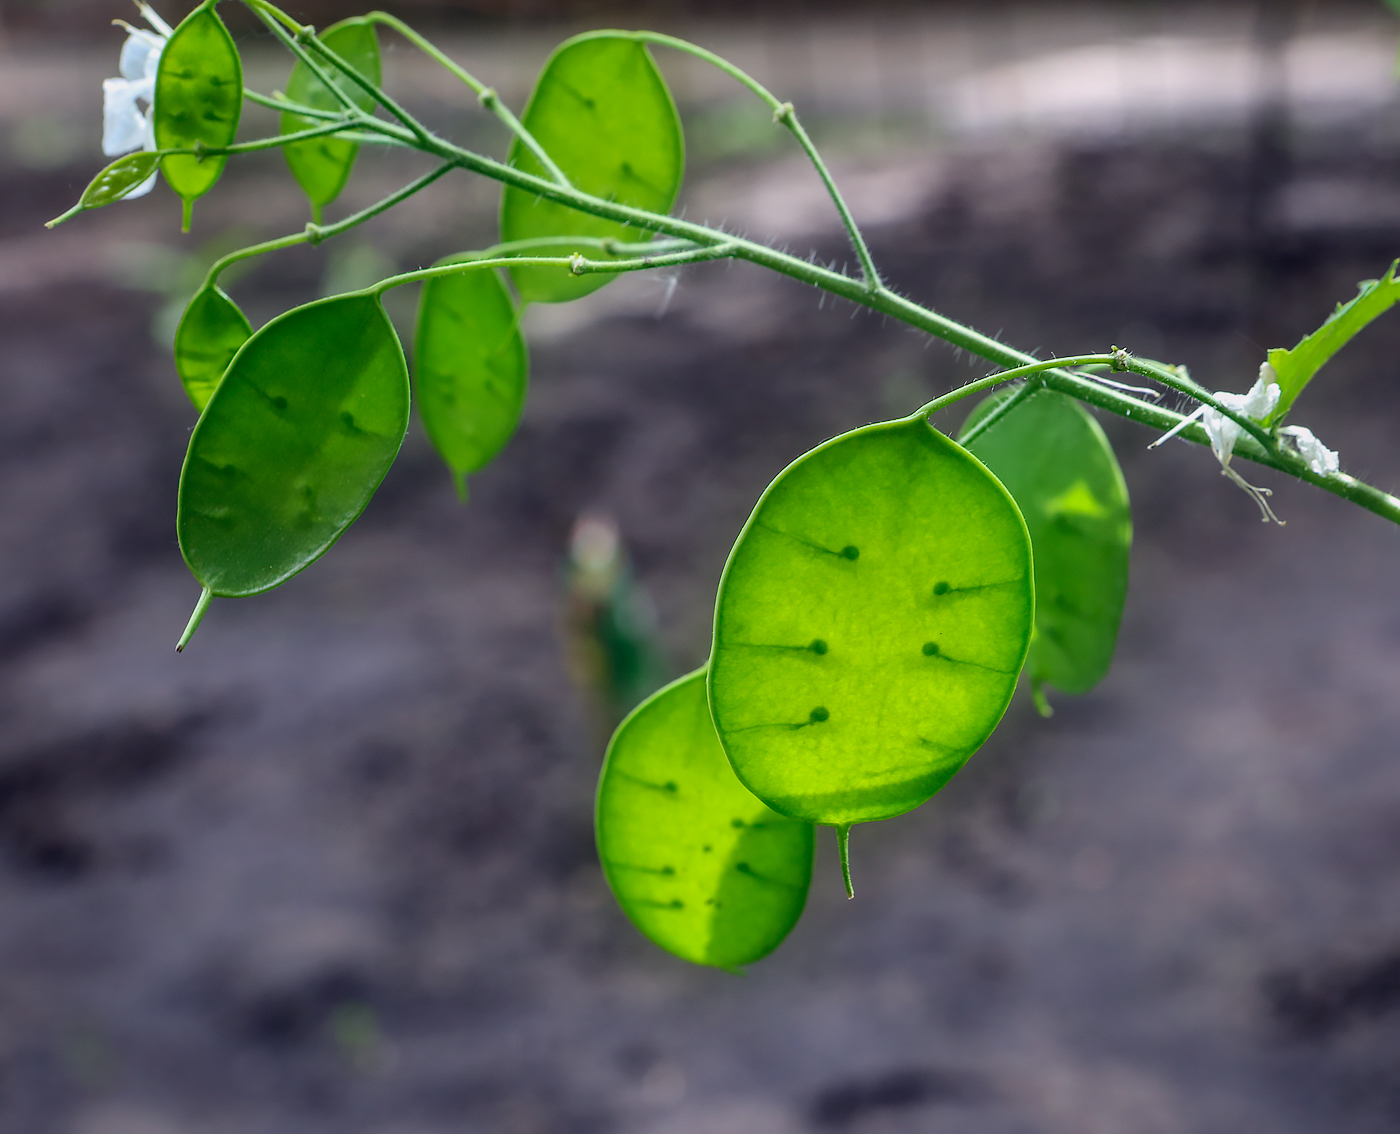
[412,255,528,496]
[281,18,381,220]
[46,152,161,227]
[597,668,814,970]
[153,0,243,230]
[962,388,1131,700]
[174,284,253,411]
[708,417,1033,829]
[1266,259,1400,423]
[500,32,684,304]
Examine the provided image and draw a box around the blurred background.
[4,0,1400,1131]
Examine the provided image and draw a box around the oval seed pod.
[153,0,242,231]
[174,284,252,411]
[46,152,161,227]
[177,292,409,612]
[961,388,1131,706]
[597,668,814,969]
[709,417,1033,831]
[413,256,528,500]
[500,33,684,304]
[281,18,381,222]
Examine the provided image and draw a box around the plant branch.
[371,241,739,293]
[199,161,459,291]
[912,354,1116,418]
[364,11,570,187]
[243,88,345,121]
[242,0,363,117]
[632,31,880,291]
[956,378,1045,447]
[201,28,1400,528]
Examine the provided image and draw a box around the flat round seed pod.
[174,284,252,411]
[709,417,1033,828]
[597,669,814,969]
[178,292,409,599]
[413,257,528,500]
[154,1,242,229]
[281,18,381,221]
[962,388,1131,698]
[500,33,684,304]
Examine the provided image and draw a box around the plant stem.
[632,31,881,291]
[369,242,739,294]
[199,162,458,291]
[956,378,1044,447]
[363,10,570,187]
[912,354,1115,419]
[189,118,368,157]
[243,88,345,121]
[243,1,363,117]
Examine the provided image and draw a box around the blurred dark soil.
[5,95,1400,1134]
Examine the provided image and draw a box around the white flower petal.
[119,29,163,81]
[1280,425,1339,477]
[103,77,152,155]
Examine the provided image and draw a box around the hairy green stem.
[243,1,364,118]
[912,354,1115,418]
[633,31,880,291]
[243,88,345,121]
[370,241,738,293]
[956,377,1045,447]
[363,10,570,187]
[199,161,458,291]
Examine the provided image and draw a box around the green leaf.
[709,417,1033,828]
[962,389,1131,703]
[177,292,409,600]
[154,1,243,230]
[45,152,161,227]
[281,18,381,221]
[1266,259,1400,423]
[500,33,684,304]
[1383,0,1400,16]
[412,256,528,499]
[174,284,253,411]
[597,668,814,969]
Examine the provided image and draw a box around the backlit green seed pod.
[413,257,528,500]
[500,33,684,304]
[709,417,1033,839]
[597,669,814,969]
[962,388,1131,711]
[174,284,252,411]
[153,0,242,231]
[176,291,409,648]
[281,18,381,222]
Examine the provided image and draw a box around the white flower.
[1150,362,1285,523]
[1280,425,1339,477]
[101,3,172,199]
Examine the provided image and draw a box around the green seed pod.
[962,388,1131,709]
[154,0,243,231]
[281,18,381,222]
[412,257,528,500]
[45,152,160,227]
[174,284,252,411]
[709,417,1033,832]
[500,33,684,304]
[597,668,814,969]
[176,291,409,645]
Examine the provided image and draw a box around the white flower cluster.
[101,2,173,200]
